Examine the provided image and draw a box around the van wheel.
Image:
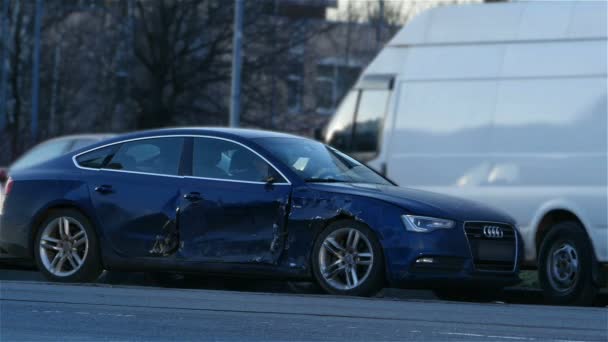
[312,220,385,296]
[34,209,102,283]
[538,222,597,306]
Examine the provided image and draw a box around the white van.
[323,1,607,305]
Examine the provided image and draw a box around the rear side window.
[75,146,116,169]
[105,138,184,176]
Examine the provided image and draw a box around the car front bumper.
[388,257,521,289]
[384,221,523,288]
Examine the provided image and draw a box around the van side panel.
[385,38,607,263]
[346,2,608,265]
[387,79,496,186]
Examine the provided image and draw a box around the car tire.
[312,220,385,296]
[538,221,597,306]
[34,209,102,283]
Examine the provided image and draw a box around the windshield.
[257,137,391,185]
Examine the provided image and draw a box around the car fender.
[26,183,99,256]
[284,186,409,278]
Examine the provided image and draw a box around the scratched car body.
[0,128,522,296]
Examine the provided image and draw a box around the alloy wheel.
[318,228,374,291]
[39,217,89,277]
[547,242,579,293]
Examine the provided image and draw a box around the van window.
[352,90,389,155]
[324,91,358,151]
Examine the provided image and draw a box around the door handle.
[94,185,113,194]
[184,192,202,202]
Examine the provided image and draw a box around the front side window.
[11,139,72,171]
[257,137,391,185]
[352,90,389,155]
[192,138,283,183]
[105,138,184,176]
[324,90,358,151]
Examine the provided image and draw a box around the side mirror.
[265,175,277,184]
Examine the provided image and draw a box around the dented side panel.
[178,178,291,264]
[86,171,183,259]
[282,186,474,284]
[282,186,406,274]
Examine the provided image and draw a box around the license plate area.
[465,222,517,272]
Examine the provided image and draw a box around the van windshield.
[257,137,391,185]
[324,88,390,161]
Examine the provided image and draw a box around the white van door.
[385,78,497,192]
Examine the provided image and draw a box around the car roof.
[41,133,115,144]
[95,127,305,144]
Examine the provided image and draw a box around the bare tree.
[0,0,337,164]
[131,0,332,129]
[6,0,32,160]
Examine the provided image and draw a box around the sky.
[326,0,484,22]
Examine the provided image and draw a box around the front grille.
[464,222,517,272]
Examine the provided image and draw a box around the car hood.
[306,182,515,224]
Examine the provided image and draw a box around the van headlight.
[401,215,454,233]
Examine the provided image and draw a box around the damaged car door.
[178,137,291,264]
[84,137,186,258]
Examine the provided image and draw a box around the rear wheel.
[538,222,597,306]
[312,220,384,296]
[34,209,102,283]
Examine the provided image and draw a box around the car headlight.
[401,215,455,233]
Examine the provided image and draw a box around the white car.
[324,1,607,305]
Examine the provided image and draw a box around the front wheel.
[34,209,103,283]
[312,220,385,296]
[538,222,597,306]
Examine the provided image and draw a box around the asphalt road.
[1,278,607,341]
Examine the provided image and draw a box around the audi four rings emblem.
[483,225,504,238]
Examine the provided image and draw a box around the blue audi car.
[0,128,521,296]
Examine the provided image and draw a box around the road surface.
[1,280,606,341]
